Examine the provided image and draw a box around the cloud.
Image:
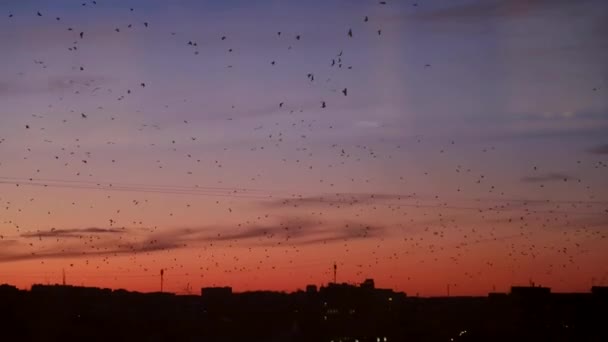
[0,218,387,263]
[0,240,19,247]
[263,193,416,208]
[521,173,571,183]
[224,222,384,246]
[565,214,608,229]
[355,121,382,128]
[588,144,608,154]
[21,227,127,239]
[412,0,601,22]
[46,75,107,92]
[142,218,385,247]
[481,110,608,141]
[288,224,384,246]
[0,242,176,263]
[0,75,107,97]
[413,1,507,21]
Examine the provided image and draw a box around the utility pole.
[160,269,164,293]
[333,262,337,284]
[62,269,66,286]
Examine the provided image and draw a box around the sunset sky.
[1,0,607,296]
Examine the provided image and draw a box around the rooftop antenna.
[333,262,337,284]
[160,269,164,293]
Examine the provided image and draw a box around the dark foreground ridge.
[1,280,607,341]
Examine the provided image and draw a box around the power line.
[0,176,264,193]
[1,176,605,214]
[0,179,271,200]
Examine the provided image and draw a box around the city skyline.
[4,278,605,341]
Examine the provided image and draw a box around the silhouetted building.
[201,286,232,298]
[510,285,551,297]
[0,284,19,295]
[488,292,508,298]
[592,286,608,297]
[361,278,375,290]
[201,286,233,313]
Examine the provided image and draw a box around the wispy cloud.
[263,193,415,208]
[0,242,174,263]
[21,227,126,239]
[481,111,608,141]
[588,144,608,154]
[521,173,571,183]
[0,75,107,97]
[412,0,602,22]
[0,218,387,263]
[141,218,384,247]
[0,240,19,247]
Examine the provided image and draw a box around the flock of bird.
[0,0,607,295]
